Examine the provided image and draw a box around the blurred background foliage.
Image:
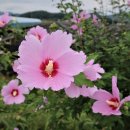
[0,0,130,129]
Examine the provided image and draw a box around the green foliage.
[1,0,130,129]
[74,73,94,87]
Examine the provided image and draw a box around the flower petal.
[50,72,74,91]
[120,95,130,106]
[84,66,97,81]
[112,76,120,100]
[92,101,121,116]
[93,89,113,101]
[57,50,86,76]
[18,35,43,67]
[3,96,15,104]
[14,95,25,104]
[17,65,50,90]
[65,83,80,98]
[41,30,73,60]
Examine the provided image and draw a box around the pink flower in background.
[17,30,86,91]
[71,25,83,35]
[27,26,48,41]
[65,83,80,98]
[128,0,130,6]
[0,12,11,28]
[1,79,29,105]
[71,24,78,30]
[84,59,105,81]
[79,10,91,21]
[92,76,130,116]
[71,10,90,36]
[92,15,98,26]
[80,85,98,98]
[71,10,90,23]
[71,14,80,23]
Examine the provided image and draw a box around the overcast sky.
[0,0,127,14]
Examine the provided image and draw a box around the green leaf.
[86,53,99,63]
[74,73,94,87]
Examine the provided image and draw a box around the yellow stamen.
[106,100,119,108]
[12,90,18,97]
[45,60,54,77]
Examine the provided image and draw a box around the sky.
[0,0,127,14]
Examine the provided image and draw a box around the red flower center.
[11,89,19,97]
[40,59,59,77]
[35,33,41,41]
[106,98,120,110]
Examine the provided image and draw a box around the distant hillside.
[19,10,65,20]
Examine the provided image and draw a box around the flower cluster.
[2,26,87,103]
[1,25,130,116]
[71,10,99,35]
[71,10,90,35]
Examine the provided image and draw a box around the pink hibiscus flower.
[92,76,130,116]
[17,30,86,91]
[71,14,80,23]
[0,12,11,28]
[71,24,78,30]
[80,85,98,98]
[71,10,90,23]
[65,83,81,98]
[79,10,91,21]
[84,59,105,81]
[71,24,83,35]
[1,79,29,105]
[27,26,48,41]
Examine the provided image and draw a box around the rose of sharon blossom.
[84,59,105,81]
[1,79,29,105]
[71,10,90,23]
[17,30,86,91]
[27,26,48,41]
[71,11,90,35]
[65,83,80,98]
[71,24,78,30]
[71,24,83,35]
[92,76,130,116]
[71,14,80,23]
[79,10,90,21]
[0,12,11,28]
[80,85,98,98]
